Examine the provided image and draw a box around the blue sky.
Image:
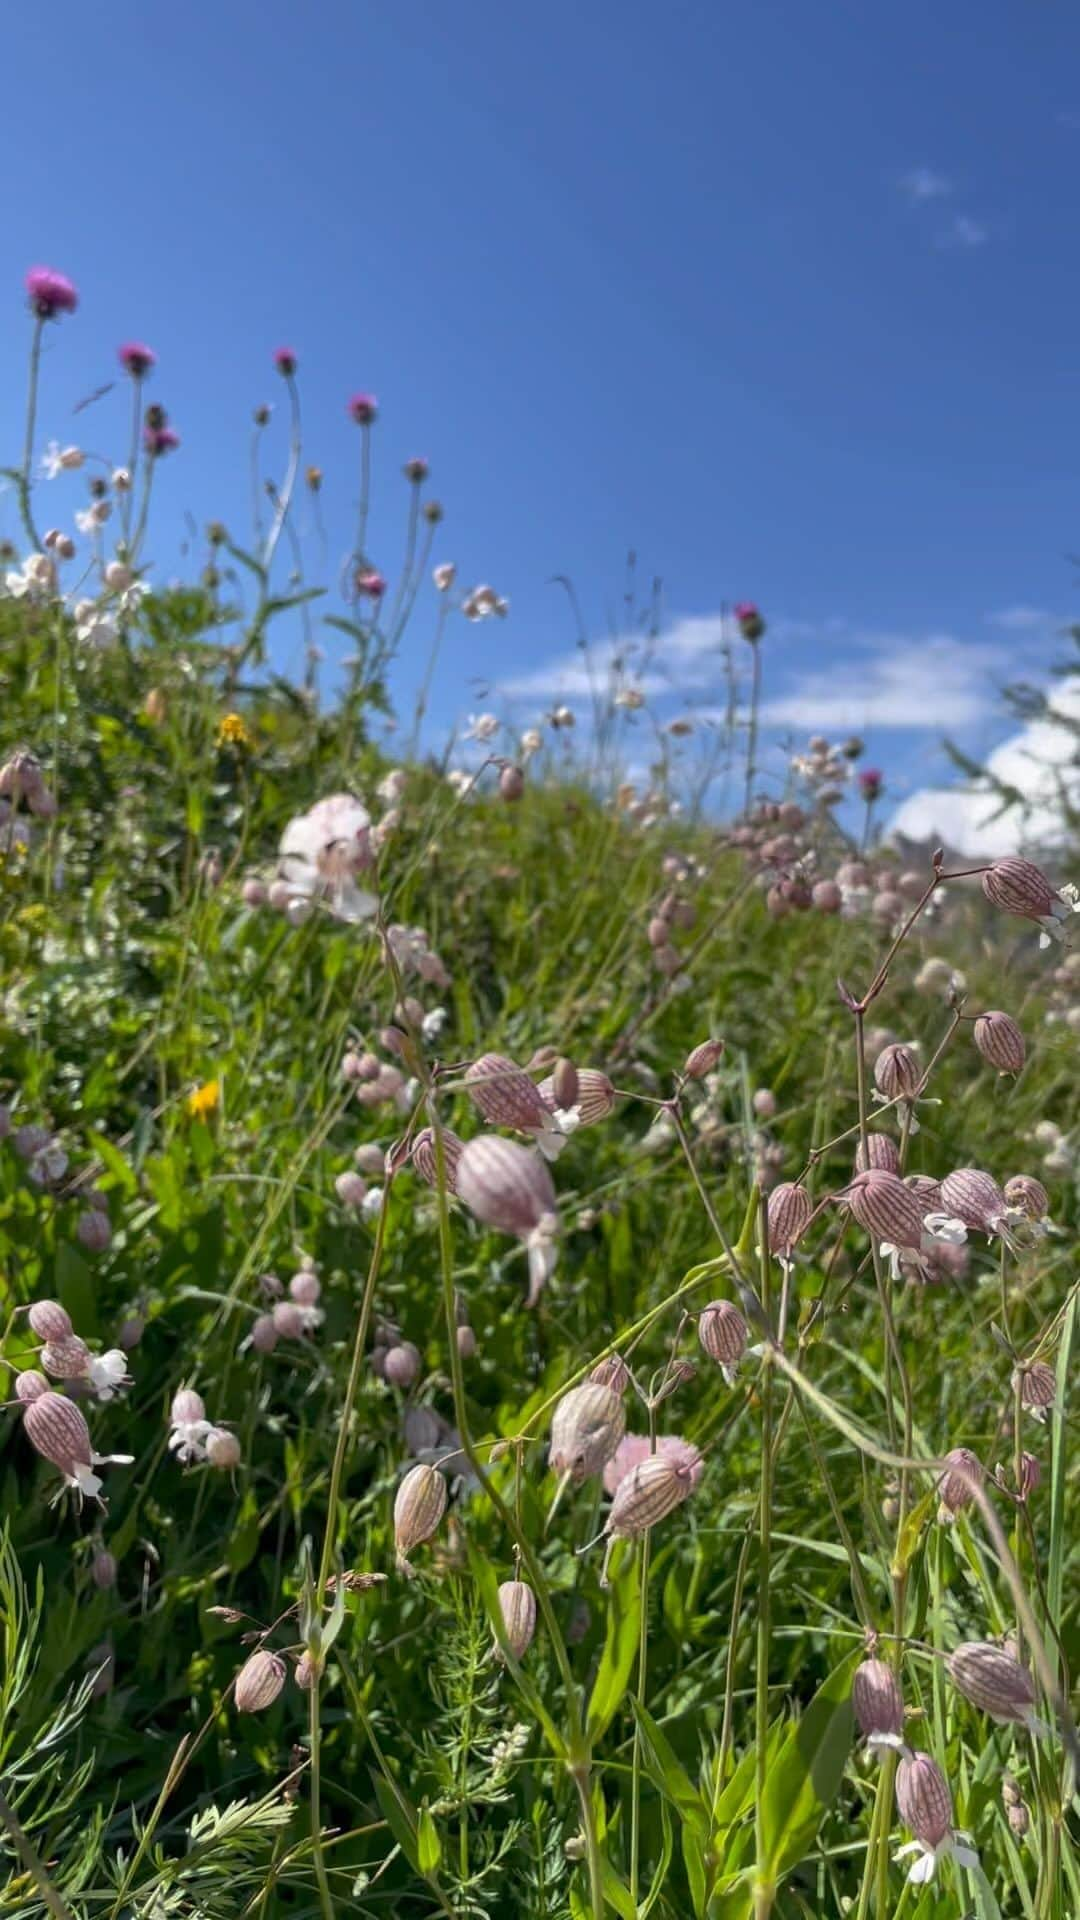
[2,0,1078,819]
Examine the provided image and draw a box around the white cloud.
[941,214,988,249]
[889,677,1080,855]
[985,605,1059,632]
[756,634,1005,731]
[497,613,733,702]
[900,167,952,202]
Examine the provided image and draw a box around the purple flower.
[26,266,78,320]
[734,600,766,641]
[355,568,386,599]
[859,767,884,801]
[118,341,156,377]
[348,392,378,425]
[274,346,298,376]
[144,424,180,457]
[403,456,429,483]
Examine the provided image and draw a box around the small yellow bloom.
[186,1079,221,1120]
[217,712,252,750]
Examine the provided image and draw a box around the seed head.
[852,1657,905,1748]
[465,1053,553,1134]
[874,1043,921,1100]
[495,1579,537,1661]
[411,1125,464,1192]
[982,856,1059,922]
[1003,1174,1048,1221]
[28,1300,73,1342]
[896,1751,953,1849]
[946,1642,1040,1726]
[973,1011,1025,1074]
[937,1446,982,1516]
[697,1299,748,1381]
[939,1168,1007,1233]
[550,1383,625,1485]
[235,1649,286,1713]
[854,1132,901,1175]
[845,1170,925,1249]
[394,1462,447,1573]
[765,1182,812,1257]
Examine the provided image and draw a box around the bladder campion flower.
[894,1751,978,1884]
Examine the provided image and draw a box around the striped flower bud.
[91,1547,117,1589]
[589,1354,630,1394]
[294,1648,321,1690]
[937,1446,982,1517]
[698,1299,748,1384]
[1017,1450,1042,1500]
[600,1451,697,1582]
[874,1043,921,1100]
[852,1657,905,1751]
[683,1037,724,1080]
[456,1135,557,1238]
[40,1336,91,1380]
[23,1391,92,1476]
[765,1182,812,1257]
[946,1642,1044,1730]
[289,1269,321,1307]
[28,1300,73,1342]
[235,1649,286,1713]
[982,856,1059,922]
[1003,1174,1049,1221]
[552,1058,579,1109]
[1013,1359,1056,1421]
[354,1143,386,1177]
[384,1341,421,1388]
[845,1170,925,1249]
[206,1428,241,1470]
[939,1168,1007,1234]
[335,1170,368,1208]
[973,1011,1025,1074]
[15,1370,49,1403]
[411,1125,464,1193]
[495,1579,537,1661]
[896,1751,954,1849]
[904,1173,943,1210]
[537,1068,616,1126]
[394,1462,447,1573]
[854,1132,901,1175]
[1007,1800,1030,1837]
[549,1383,625,1483]
[465,1053,553,1133]
[456,1324,477,1359]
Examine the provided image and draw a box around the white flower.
[894,1833,979,1886]
[520,728,543,759]
[278,793,376,924]
[421,1007,448,1042]
[464,712,499,742]
[6,554,56,602]
[377,768,407,805]
[75,503,110,535]
[549,705,575,729]
[1038,883,1080,949]
[361,1186,384,1221]
[118,579,149,616]
[168,1417,212,1465]
[64,1448,133,1505]
[87,1350,131,1403]
[111,467,132,492]
[28,1144,69,1188]
[614,687,644,710]
[446,768,474,797]
[525,1213,558,1307]
[551,1105,583,1138]
[432,562,456,592]
[922,1214,968,1247]
[41,442,83,480]
[74,601,117,649]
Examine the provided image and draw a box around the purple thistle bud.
[235,1649,286,1713]
[384,1341,422,1388]
[465,1053,553,1134]
[40,1336,91,1380]
[495,1579,537,1661]
[698,1299,748,1382]
[549,1383,625,1484]
[845,1170,925,1249]
[734,601,765,641]
[939,1168,1007,1234]
[348,392,378,425]
[1012,1359,1056,1421]
[91,1548,117,1589]
[973,1011,1025,1074]
[858,767,884,802]
[937,1446,983,1516]
[589,1353,631,1394]
[874,1043,921,1100]
[355,567,386,598]
[982,856,1059,923]
[854,1133,901,1175]
[896,1751,953,1850]
[118,341,156,376]
[394,1462,447,1573]
[411,1126,464,1192]
[852,1658,905,1749]
[15,1371,49,1403]
[946,1642,1043,1729]
[1003,1174,1049,1221]
[683,1037,725,1079]
[537,1067,616,1126]
[274,346,298,376]
[26,266,78,319]
[144,423,180,457]
[27,1300,73,1342]
[765,1183,812,1258]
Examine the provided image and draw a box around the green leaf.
[640,1800,674,1919]
[598,1857,637,1920]
[87,1130,137,1197]
[416,1807,441,1875]
[759,1650,857,1880]
[586,1547,641,1743]
[54,1241,99,1340]
[1047,1286,1077,1638]
[629,1699,708,1837]
[372,1776,420,1874]
[892,1487,935,1577]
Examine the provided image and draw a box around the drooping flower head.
[118,341,156,377]
[852,1657,907,1753]
[946,1641,1048,1734]
[274,347,298,376]
[894,1751,978,1885]
[26,266,78,319]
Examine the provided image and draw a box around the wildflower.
[1012,1359,1056,1423]
[421,1006,448,1042]
[6,553,57,601]
[111,466,132,491]
[599,1448,699,1582]
[356,567,386,599]
[73,599,117,648]
[854,1133,901,1175]
[75,503,109,537]
[91,1548,117,1590]
[217,712,252,749]
[15,1371,49,1404]
[274,346,297,376]
[206,1427,241,1470]
[603,1433,703,1497]
[28,1300,73,1342]
[752,1088,777,1120]
[939,1168,1009,1238]
[549,1383,626,1484]
[28,1142,69,1188]
[464,712,499,742]
[852,1657,907,1754]
[495,1580,537,1662]
[22,1391,131,1504]
[278,792,377,924]
[26,266,78,319]
[411,1126,464,1192]
[465,1053,567,1160]
[734,601,765,641]
[86,1351,130,1403]
[894,1751,978,1885]
[168,1388,212,1465]
[983,856,1080,947]
[360,1186,384,1221]
[936,1446,982,1522]
[235,1649,286,1713]
[40,1336,91,1380]
[684,1037,724,1079]
[348,392,378,424]
[42,441,84,479]
[765,1183,812,1263]
[946,1642,1049,1734]
[118,341,156,376]
[500,763,525,802]
[550,705,575,728]
[973,1011,1025,1074]
[186,1079,220,1121]
[335,1169,368,1209]
[384,1342,421,1388]
[537,1067,616,1131]
[1002,1173,1051,1231]
[456,1135,560,1306]
[249,1313,278,1355]
[144,423,180,456]
[874,1043,920,1101]
[394,1462,447,1574]
[403,456,429,483]
[272,1300,307,1339]
[615,686,645,710]
[697,1300,748,1384]
[859,768,884,802]
[433,562,456,591]
[590,1353,631,1394]
[288,1267,323,1329]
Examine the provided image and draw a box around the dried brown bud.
[549,1383,625,1483]
[973,1011,1025,1074]
[394,1462,447,1573]
[495,1579,537,1661]
[235,1649,286,1713]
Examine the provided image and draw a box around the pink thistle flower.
[274,347,298,376]
[355,568,386,599]
[602,1432,704,1497]
[859,768,884,802]
[348,392,378,425]
[26,266,78,319]
[118,341,156,377]
[144,424,180,457]
[733,601,765,641]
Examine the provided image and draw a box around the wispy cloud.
[890,676,1080,854]
[899,167,952,202]
[940,213,988,250]
[985,605,1059,632]
[756,635,1007,731]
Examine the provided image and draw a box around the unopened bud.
[91,1548,118,1589]
[937,1446,983,1517]
[946,1641,1041,1727]
[765,1183,811,1257]
[896,1751,954,1850]
[538,1067,616,1126]
[384,1341,422,1388]
[874,1043,921,1101]
[697,1299,748,1382]
[683,1038,724,1079]
[982,856,1059,923]
[495,1579,537,1661]
[40,1336,91,1380]
[845,1170,925,1249]
[394,1463,448,1573]
[973,1011,1025,1074]
[549,1383,625,1483]
[465,1053,552,1134]
[852,1657,905,1748]
[589,1354,630,1394]
[854,1133,900,1175]
[235,1649,286,1713]
[206,1428,241,1470]
[28,1299,73,1342]
[411,1125,464,1193]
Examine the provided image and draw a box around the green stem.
[19,317,45,552]
[0,1786,74,1920]
[753,1203,775,1920]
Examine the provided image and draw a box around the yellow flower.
[186,1079,221,1121]
[217,712,252,750]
